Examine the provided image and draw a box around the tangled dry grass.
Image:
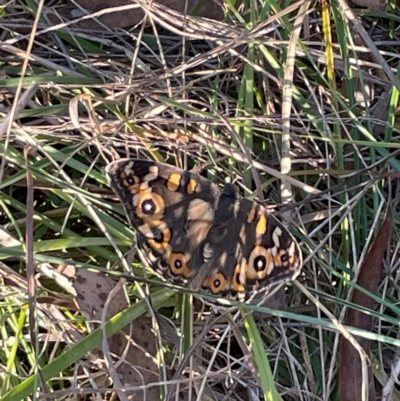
[1,1,400,400]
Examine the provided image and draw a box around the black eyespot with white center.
[202,272,228,294]
[281,253,289,262]
[141,199,156,215]
[253,255,266,272]
[153,231,163,243]
[169,252,191,279]
[126,176,135,185]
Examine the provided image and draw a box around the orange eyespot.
[247,246,274,280]
[135,190,165,223]
[202,272,228,295]
[147,227,171,251]
[168,252,192,279]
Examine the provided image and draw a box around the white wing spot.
[140,181,150,190]
[123,162,134,175]
[203,242,214,260]
[143,172,158,182]
[272,227,282,248]
[149,165,159,175]
[288,241,296,256]
[219,251,228,266]
[148,252,158,262]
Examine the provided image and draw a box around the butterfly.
[106,158,302,302]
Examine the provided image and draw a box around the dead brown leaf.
[339,211,392,401]
[73,269,187,401]
[73,269,159,400]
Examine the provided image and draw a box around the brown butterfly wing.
[107,159,302,302]
[192,186,302,301]
[106,158,221,285]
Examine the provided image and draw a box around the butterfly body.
[106,158,302,302]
